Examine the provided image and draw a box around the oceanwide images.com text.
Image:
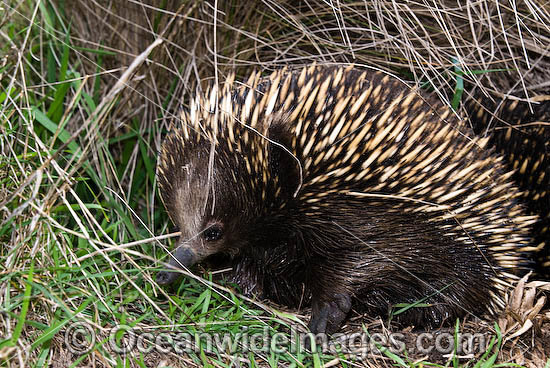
[64,321,490,358]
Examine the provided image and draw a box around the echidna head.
[155,113,298,285]
[155,141,250,284]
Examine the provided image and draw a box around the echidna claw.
[309,293,352,336]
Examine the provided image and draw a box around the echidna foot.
[309,293,352,335]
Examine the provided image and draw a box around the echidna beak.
[156,246,197,285]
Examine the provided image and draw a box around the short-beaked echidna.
[156,65,541,334]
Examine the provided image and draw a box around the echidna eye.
[203,224,223,242]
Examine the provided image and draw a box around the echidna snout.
[156,246,197,285]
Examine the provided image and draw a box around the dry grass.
[1,0,549,367]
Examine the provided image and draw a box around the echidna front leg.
[309,292,352,335]
[225,256,265,298]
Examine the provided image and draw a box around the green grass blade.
[30,296,95,350]
[0,261,34,349]
[32,107,79,152]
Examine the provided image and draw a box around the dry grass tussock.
[68,0,550,114]
[1,0,549,367]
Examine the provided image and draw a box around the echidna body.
[157,65,538,334]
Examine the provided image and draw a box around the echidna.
[156,65,541,334]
